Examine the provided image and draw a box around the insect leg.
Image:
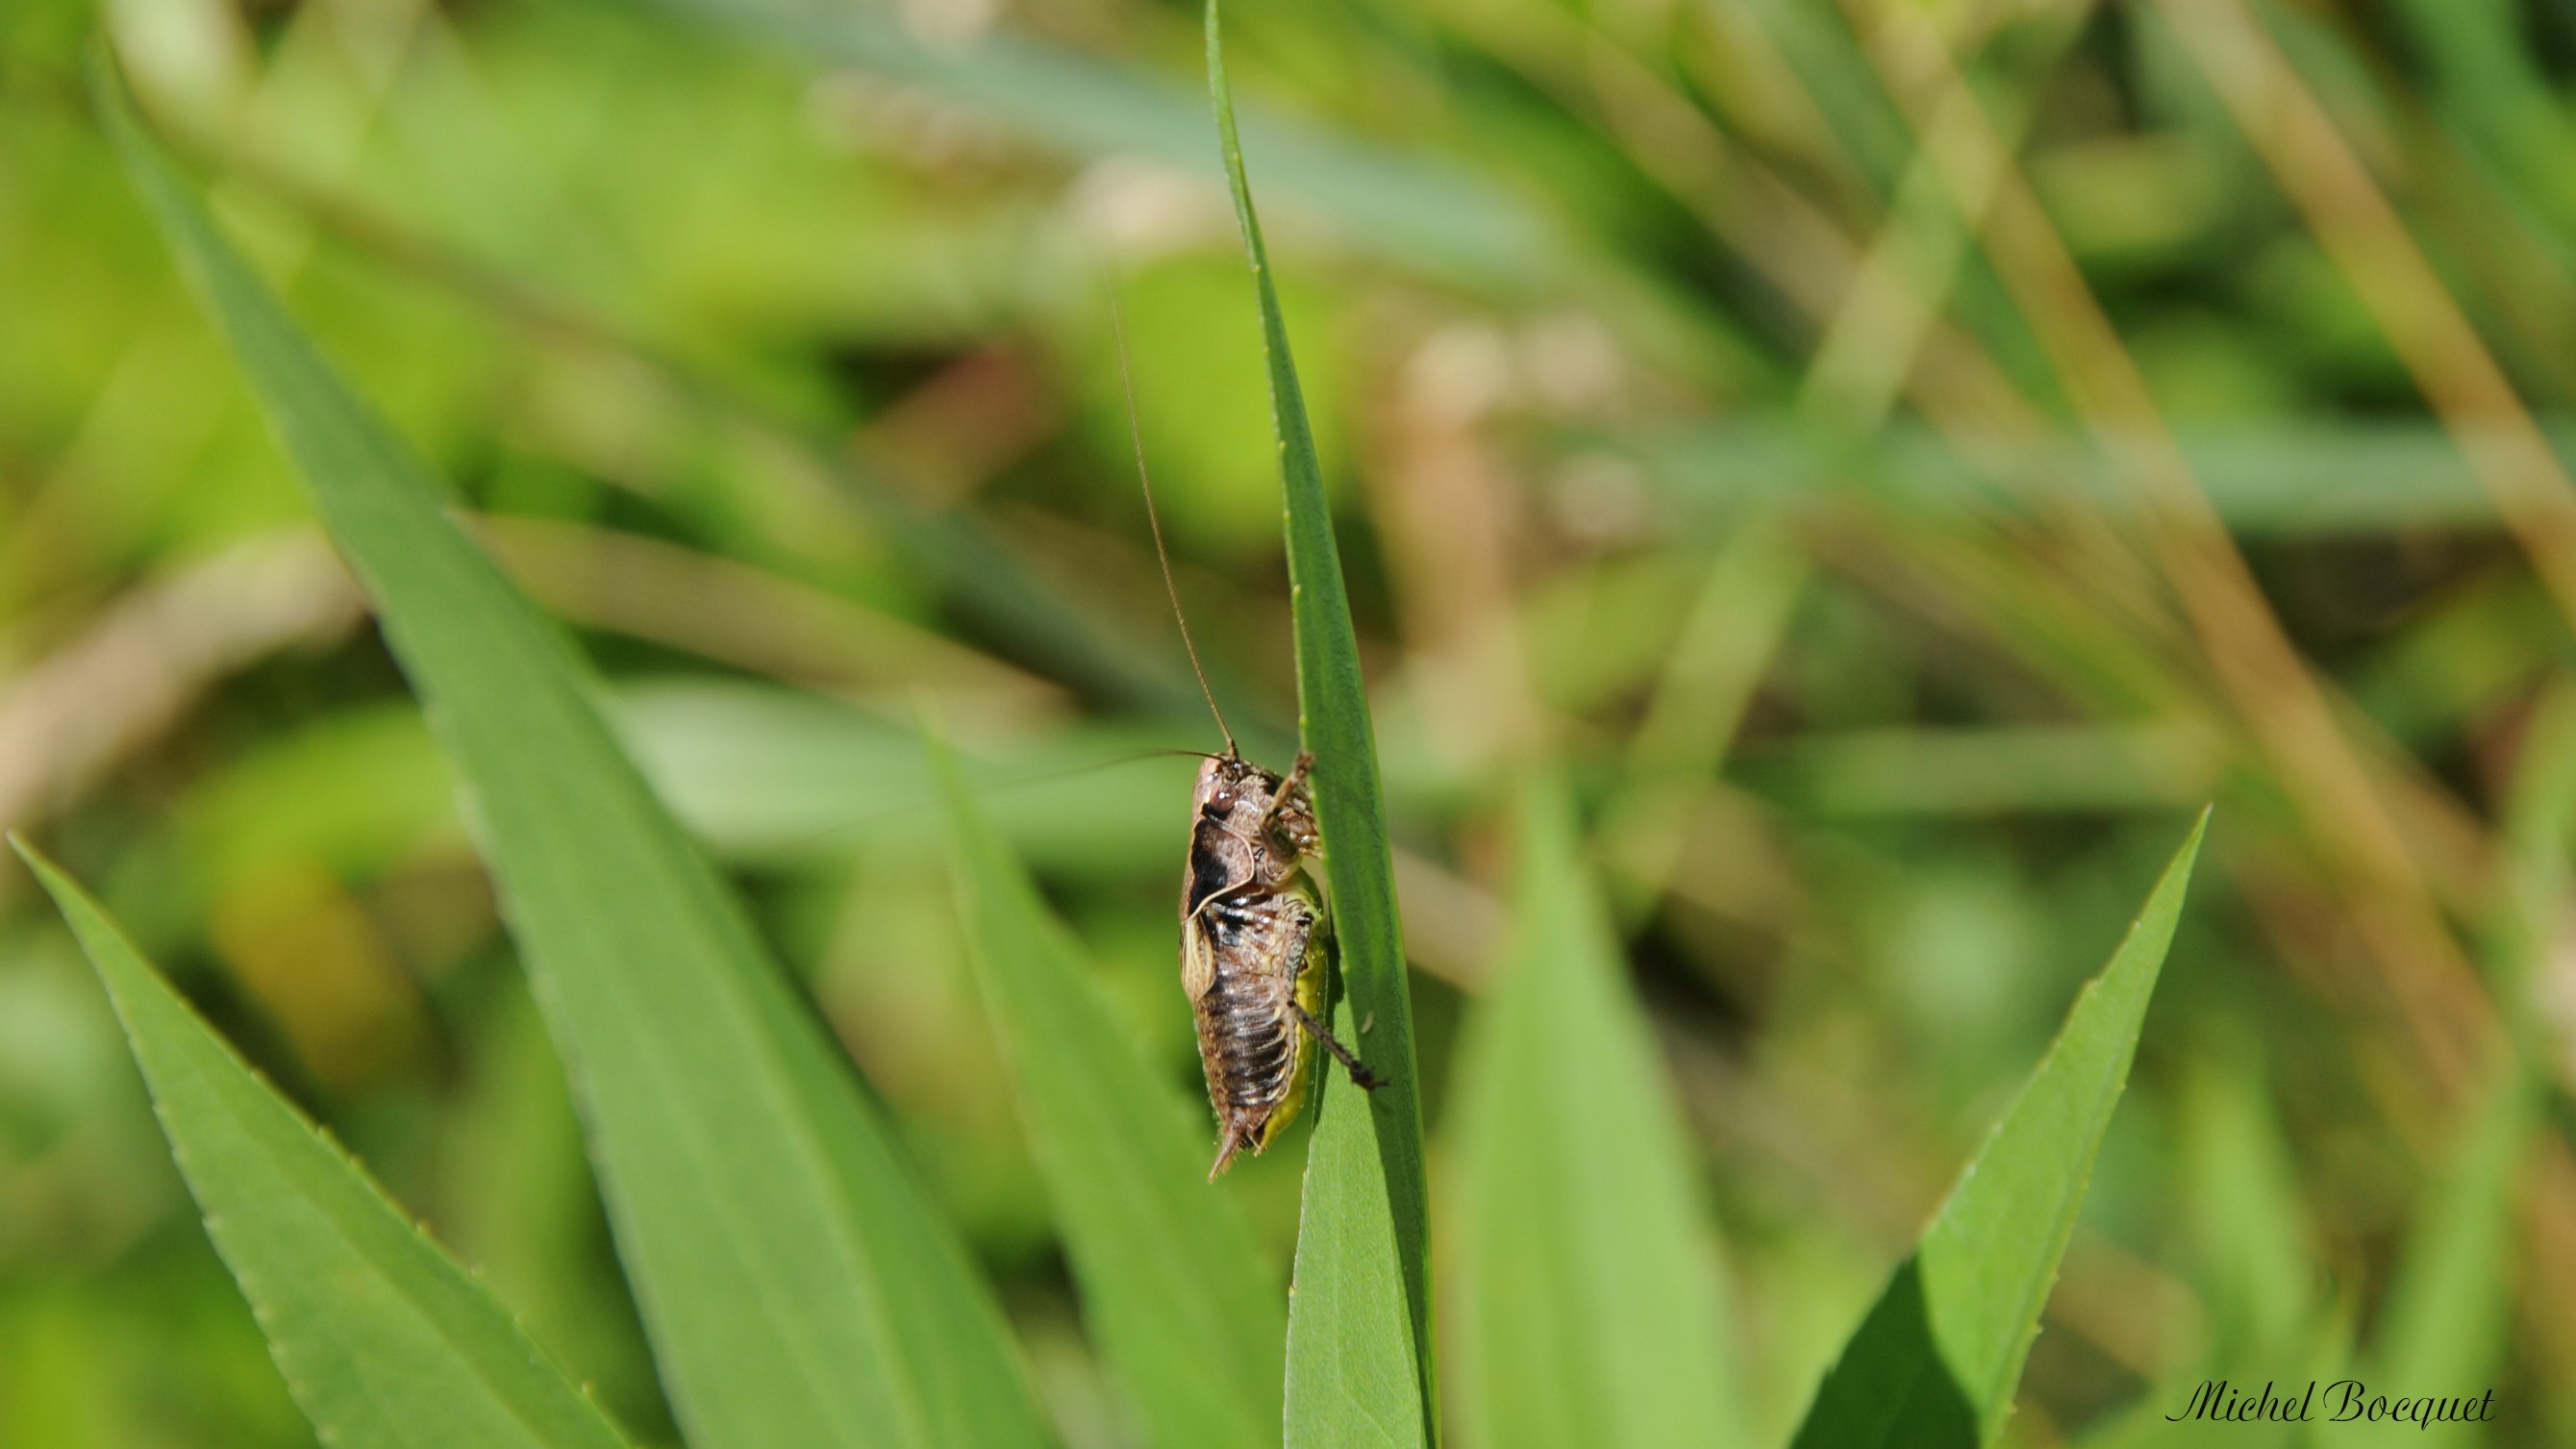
[1259,751,1319,855]
[1288,999,1383,1091]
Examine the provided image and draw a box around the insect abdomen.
[1206,971,1296,1112]
[1194,885,1326,1176]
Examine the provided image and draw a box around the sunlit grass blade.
[1455,784,1741,1449]
[931,731,1286,1449]
[96,63,1054,1449]
[1205,6,1433,1445]
[1791,812,2209,1449]
[12,842,638,1449]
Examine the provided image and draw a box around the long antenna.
[1108,283,1237,754]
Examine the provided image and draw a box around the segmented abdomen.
[1204,968,1296,1112]
[1199,890,1302,1110]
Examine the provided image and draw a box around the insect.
[1111,297,1382,1179]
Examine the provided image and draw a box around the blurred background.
[4,0,2573,1442]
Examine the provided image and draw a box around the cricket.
[1109,296,1384,1179]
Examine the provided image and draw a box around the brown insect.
[1180,745,1382,1176]
[1112,298,1382,1179]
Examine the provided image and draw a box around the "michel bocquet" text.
[2166,1379,2495,1431]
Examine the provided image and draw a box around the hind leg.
[1287,1000,1382,1090]
[1284,918,1380,1092]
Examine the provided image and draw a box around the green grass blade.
[96,64,1054,1449]
[2287,1070,2524,1440]
[2179,1051,2323,1362]
[2368,1063,2529,1405]
[931,731,1287,1449]
[12,842,638,1449]
[640,0,1549,287]
[1791,812,2210,1449]
[1455,784,1741,1449]
[1204,8,1434,1445]
[2067,1050,2327,1449]
[1640,418,2576,537]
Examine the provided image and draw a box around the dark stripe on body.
[1186,830,1233,914]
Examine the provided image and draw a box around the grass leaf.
[97,62,1055,1449]
[931,730,1287,1449]
[1791,811,2209,1449]
[2368,1062,2529,1404]
[1205,7,1435,1445]
[641,0,1550,286]
[12,842,638,1449]
[1455,784,1742,1449]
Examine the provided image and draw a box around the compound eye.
[1210,788,1234,811]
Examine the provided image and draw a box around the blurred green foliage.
[5,0,2576,1443]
